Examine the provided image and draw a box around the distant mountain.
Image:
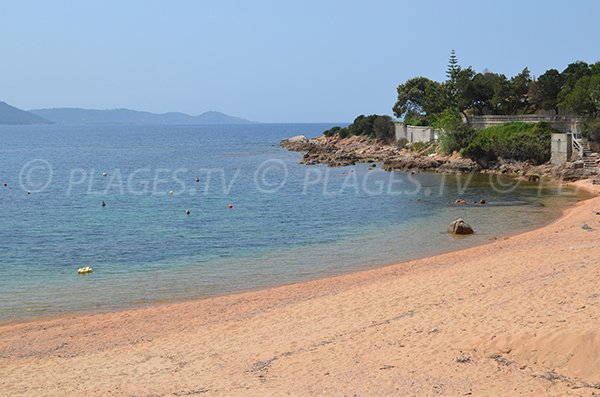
[29,107,255,125]
[0,101,50,125]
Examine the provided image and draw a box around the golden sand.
[1,181,600,396]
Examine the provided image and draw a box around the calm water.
[0,124,585,321]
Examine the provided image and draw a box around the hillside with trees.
[309,53,599,168]
[392,52,600,144]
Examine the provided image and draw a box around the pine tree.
[446,50,462,109]
[446,49,461,82]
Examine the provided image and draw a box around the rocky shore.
[281,134,598,181]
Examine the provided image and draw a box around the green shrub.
[463,122,554,165]
[431,110,476,154]
[396,137,409,149]
[320,114,396,142]
[373,116,396,143]
[323,126,342,137]
[411,141,433,152]
[338,127,350,139]
[584,117,600,143]
[438,125,477,154]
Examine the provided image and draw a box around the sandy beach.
[1,181,600,396]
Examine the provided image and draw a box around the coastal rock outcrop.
[280,135,311,151]
[448,218,474,235]
[282,134,485,172]
[280,133,587,181]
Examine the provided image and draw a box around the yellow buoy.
[77,266,93,274]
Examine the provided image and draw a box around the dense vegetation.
[390,52,600,163]
[463,122,554,165]
[393,52,600,144]
[321,52,599,166]
[323,114,396,143]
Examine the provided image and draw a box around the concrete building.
[394,123,437,144]
[550,133,573,165]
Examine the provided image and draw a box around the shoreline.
[1,181,599,395]
[282,134,598,182]
[0,177,585,326]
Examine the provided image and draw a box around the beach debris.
[448,218,474,235]
[454,199,466,205]
[488,353,513,366]
[479,199,486,204]
[195,176,200,183]
[455,353,472,363]
[169,190,175,196]
[102,172,107,177]
[582,223,593,232]
[228,204,234,209]
[101,200,106,207]
[27,191,31,195]
[3,182,6,187]
[77,266,93,274]
[185,208,191,216]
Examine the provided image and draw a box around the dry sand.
[2,181,600,396]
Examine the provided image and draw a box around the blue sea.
[0,123,585,321]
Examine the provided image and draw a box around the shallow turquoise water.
[0,124,585,320]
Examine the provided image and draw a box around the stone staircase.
[580,140,600,184]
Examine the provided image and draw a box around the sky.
[0,0,598,123]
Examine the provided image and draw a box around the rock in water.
[448,218,474,235]
[287,135,308,143]
[280,135,310,151]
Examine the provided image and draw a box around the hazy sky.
[1,0,598,122]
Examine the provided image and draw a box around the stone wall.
[395,123,437,144]
[468,115,584,134]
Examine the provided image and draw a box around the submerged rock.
[448,218,474,235]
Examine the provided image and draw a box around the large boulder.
[448,218,474,235]
[280,135,310,151]
[571,160,584,169]
[286,135,308,143]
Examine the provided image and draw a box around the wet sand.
[1,180,600,396]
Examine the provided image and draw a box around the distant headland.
[0,102,255,125]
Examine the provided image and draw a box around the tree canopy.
[393,54,600,124]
